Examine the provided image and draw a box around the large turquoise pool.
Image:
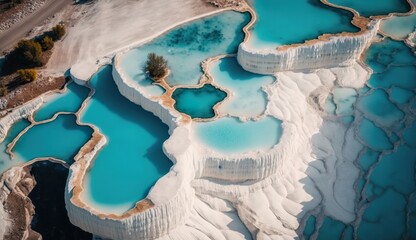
[247,0,358,49]
[80,66,172,214]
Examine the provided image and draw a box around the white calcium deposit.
[237,21,379,74]
[0,97,43,142]
[65,46,371,239]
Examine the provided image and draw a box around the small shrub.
[50,24,66,41]
[40,36,54,51]
[17,69,37,83]
[145,53,168,80]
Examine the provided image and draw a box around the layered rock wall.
[237,21,379,74]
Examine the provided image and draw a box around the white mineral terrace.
[2,0,408,239]
[64,22,374,239]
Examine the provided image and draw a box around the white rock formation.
[237,21,379,74]
[0,97,42,142]
[65,56,370,239]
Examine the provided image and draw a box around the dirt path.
[0,0,73,53]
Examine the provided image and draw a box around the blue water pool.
[329,0,411,17]
[381,13,416,39]
[33,82,90,122]
[119,11,250,87]
[208,57,275,117]
[247,0,358,49]
[357,89,404,127]
[172,84,226,119]
[11,114,92,163]
[80,66,172,214]
[195,116,283,154]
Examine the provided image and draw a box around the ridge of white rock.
[0,97,43,142]
[66,51,370,239]
[237,21,380,74]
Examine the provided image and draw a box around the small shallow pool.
[194,116,283,154]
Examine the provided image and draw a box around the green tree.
[40,36,54,51]
[17,69,37,82]
[50,24,66,41]
[145,53,168,80]
[6,40,43,70]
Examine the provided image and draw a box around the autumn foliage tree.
[17,69,37,82]
[40,36,54,51]
[50,24,66,41]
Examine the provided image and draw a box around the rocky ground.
[0,0,47,33]
[205,0,244,8]
[0,161,92,239]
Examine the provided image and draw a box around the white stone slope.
[66,53,370,239]
[237,21,379,74]
[47,0,218,73]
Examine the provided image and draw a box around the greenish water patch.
[390,87,414,105]
[358,148,379,172]
[381,13,416,39]
[357,118,393,150]
[328,0,410,17]
[33,82,90,122]
[12,115,92,163]
[365,38,415,73]
[247,0,358,48]
[303,215,316,240]
[172,84,226,119]
[403,120,416,147]
[119,11,250,86]
[195,116,283,154]
[369,145,416,195]
[317,217,345,240]
[358,189,406,239]
[357,88,404,127]
[80,66,172,214]
[209,57,274,117]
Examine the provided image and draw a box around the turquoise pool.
[208,57,275,117]
[172,84,227,119]
[119,11,250,87]
[12,114,93,163]
[328,0,411,17]
[381,13,416,39]
[195,116,283,154]
[247,0,358,49]
[33,82,90,122]
[80,66,172,214]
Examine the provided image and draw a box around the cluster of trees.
[145,53,168,80]
[2,24,66,75]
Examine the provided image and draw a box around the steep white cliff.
[237,21,379,74]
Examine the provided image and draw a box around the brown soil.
[0,48,65,113]
[0,74,66,112]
